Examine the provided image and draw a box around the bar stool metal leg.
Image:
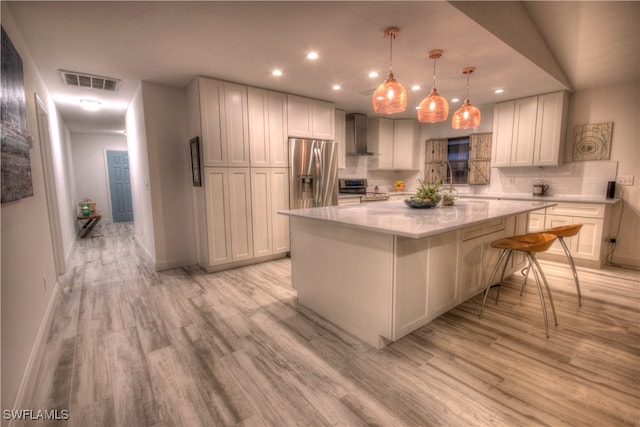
[526,253,551,337]
[557,236,582,306]
[479,248,510,318]
[529,253,558,327]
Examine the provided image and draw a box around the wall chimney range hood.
[345,113,374,155]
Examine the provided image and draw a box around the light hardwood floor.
[22,222,639,426]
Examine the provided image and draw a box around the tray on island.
[404,199,440,209]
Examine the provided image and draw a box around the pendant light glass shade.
[372,27,407,115]
[452,67,481,129]
[418,49,449,123]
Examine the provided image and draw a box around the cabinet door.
[248,89,288,167]
[534,91,567,166]
[312,100,335,140]
[510,97,538,166]
[250,168,273,257]
[459,236,484,300]
[225,83,250,167]
[427,231,460,317]
[248,87,270,167]
[204,168,232,265]
[393,119,418,170]
[491,100,514,167]
[268,91,288,167]
[199,78,226,167]
[572,218,603,261]
[287,95,313,138]
[270,168,290,253]
[544,214,573,256]
[228,168,253,261]
[528,212,546,232]
[335,109,346,169]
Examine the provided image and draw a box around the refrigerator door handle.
[313,146,323,205]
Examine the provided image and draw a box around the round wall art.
[572,122,613,161]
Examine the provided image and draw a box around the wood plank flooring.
[21,222,640,426]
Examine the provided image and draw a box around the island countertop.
[279,199,556,239]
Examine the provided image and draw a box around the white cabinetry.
[335,109,346,169]
[248,88,288,167]
[204,168,253,266]
[368,118,420,170]
[527,202,612,267]
[287,95,335,140]
[492,91,568,167]
[458,218,508,301]
[251,168,290,257]
[194,77,250,167]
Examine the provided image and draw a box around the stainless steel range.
[338,178,390,202]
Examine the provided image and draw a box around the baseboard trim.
[8,280,61,425]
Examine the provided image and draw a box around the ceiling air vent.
[59,70,121,92]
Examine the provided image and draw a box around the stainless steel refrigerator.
[289,138,338,209]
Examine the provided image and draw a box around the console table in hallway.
[77,211,102,238]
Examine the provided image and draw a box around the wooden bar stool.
[520,224,583,306]
[479,232,558,337]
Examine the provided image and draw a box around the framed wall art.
[190,136,202,186]
[1,26,34,203]
[572,122,613,161]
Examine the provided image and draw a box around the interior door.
[107,150,134,222]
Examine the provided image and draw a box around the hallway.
[22,222,640,426]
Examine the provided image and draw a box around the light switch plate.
[616,175,634,186]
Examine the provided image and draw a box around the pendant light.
[452,67,481,129]
[417,49,449,123]
[372,27,407,115]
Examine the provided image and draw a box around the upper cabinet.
[248,88,288,167]
[491,91,568,168]
[368,118,420,170]
[287,95,335,140]
[334,109,346,169]
[189,77,250,167]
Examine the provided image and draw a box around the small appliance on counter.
[338,178,390,202]
[532,184,549,196]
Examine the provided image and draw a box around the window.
[446,137,469,185]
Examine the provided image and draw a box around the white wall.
[566,82,640,268]
[126,84,156,262]
[140,81,196,270]
[1,4,76,411]
[71,133,127,222]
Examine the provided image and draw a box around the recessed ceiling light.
[307,51,319,60]
[368,71,379,79]
[272,69,283,77]
[494,88,505,94]
[80,99,101,111]
[451,98,460,103]
[411,85,421,91]
[332,84,341,90]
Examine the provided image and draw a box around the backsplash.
[463,160,619,198]
[339,156,619,198]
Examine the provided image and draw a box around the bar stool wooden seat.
[479,232,558,337]
[523,224,583,306]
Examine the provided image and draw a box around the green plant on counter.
[412,179,442,203]
[442,193,456,206]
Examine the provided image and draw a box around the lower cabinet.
[203,167,289,271]
[204,167,253,266]
[251,168,290,257]
[528,202,611,267]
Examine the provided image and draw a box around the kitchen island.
[280,199,555,348]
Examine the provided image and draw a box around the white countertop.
[458,193,620,204]
[280,199,555,239]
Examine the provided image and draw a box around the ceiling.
[5,1,639,135]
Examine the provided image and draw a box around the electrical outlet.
[616,175,634,186]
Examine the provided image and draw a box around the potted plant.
[405,179,442,208]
